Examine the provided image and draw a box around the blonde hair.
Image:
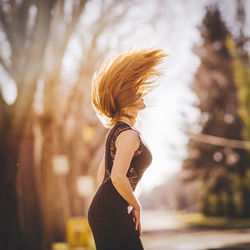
[91,47,170,128]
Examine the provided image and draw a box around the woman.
[87,47,168,250]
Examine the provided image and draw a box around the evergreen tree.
[182,3,250,218]
[225,0,250,218]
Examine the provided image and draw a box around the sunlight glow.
[53,155,69,175]
[77,176,95,197]
[0,66,17,105]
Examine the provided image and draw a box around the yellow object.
[52,242,69,250]
[87,232,96,249]
[82,125,96,143]
[66,217,91,247]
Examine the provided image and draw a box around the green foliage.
[177,211,250,229]
[184,6,250,219]
[242,169,250,190]
[202,194,218,216]
[226,192,237,217]
[201,196,210,216]
[233,191,243,216]
[227,172,241,190]
[225,34,250,140]
[201,191,238,217]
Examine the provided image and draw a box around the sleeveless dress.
[87,121,152,250]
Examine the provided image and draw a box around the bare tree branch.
[58,0,87,63]
[188,132,250,150]
[0,56,12,76]
[11,0,56,129]
[0,9,13,46]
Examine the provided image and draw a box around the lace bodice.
[101,121,152,191]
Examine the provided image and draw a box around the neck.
[117,117,135,127]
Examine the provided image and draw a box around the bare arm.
[97,152,105,186]
[110,129,141,210]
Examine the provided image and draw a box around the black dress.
[87,121,152,250]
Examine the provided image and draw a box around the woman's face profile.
[131,94,146,111]
[122,93,145,119]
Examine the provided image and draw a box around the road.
[140,209,250,250]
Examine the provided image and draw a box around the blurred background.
[0,0,250,249]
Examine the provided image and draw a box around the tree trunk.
[17,117,43,250]
[0,121,25,250]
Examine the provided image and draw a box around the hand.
[131,205,142,236]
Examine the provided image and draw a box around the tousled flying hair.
[91,47,170,128]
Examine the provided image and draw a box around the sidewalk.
[140,209,250,250]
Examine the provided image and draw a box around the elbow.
[111,173,124,184]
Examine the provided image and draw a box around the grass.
[172,210,250,229]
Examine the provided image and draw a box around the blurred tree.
[37,0,137,247]
[182,2,250,218]
[225,0,250,218]
[0,1,56,249]
[0,1,88,249]
[0,0,142,249]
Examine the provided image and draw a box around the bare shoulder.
[115,129,140,152]
[111,129,140,179]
